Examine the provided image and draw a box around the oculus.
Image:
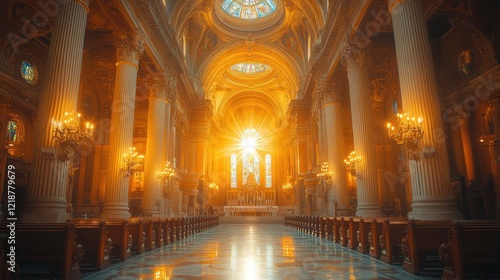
[222,0,277,19]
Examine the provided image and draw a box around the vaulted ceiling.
[169,0,326,136]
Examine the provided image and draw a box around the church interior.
[1,0,500,279]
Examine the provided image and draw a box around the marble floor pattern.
[82,217,436,280]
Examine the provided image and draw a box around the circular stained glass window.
[231,62,270,74]
[20,60,37,84]
[222,0,277,19]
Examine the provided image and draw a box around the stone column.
[390,0,462,220]
[341,41,382,218]
[142,76,168,216]
[100,33,144,218]
[458,115,475,181]
[322,83,350,215]
[22,0,89,223]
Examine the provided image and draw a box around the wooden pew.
[0,223,82,280]
[357,218,371,254]
[440,220,500,280]
[380,219,407,264]
[155,219,165,248]
[162,218,171,245]
[325,217,334,241]
[369,218,383,259]
[72,218,112,271]
[104,219,131,262]
[142,218,156,251]
[347,217,359,250]
[332,217,342,243]
[128,218,145,254]
[339,217,349,247]
[401,219,450,275]
[169,218,177,242]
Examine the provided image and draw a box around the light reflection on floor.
[82,217,431,280]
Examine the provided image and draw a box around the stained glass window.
[20,60,37,84]
[265,154,272,188]
[7,121,17,142]
[254,156,260,184]
[231,154,237,188]
[222,0,277,19]
[392,99,398,115]
[231,62,270,74]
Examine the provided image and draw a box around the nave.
[82,217,426,280]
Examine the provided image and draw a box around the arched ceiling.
[169,0,325,144]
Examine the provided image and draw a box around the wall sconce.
[122,147,144,177]
[387,112,424,160]
[344,151,361,177]
[282,182,294,199]
[316,162,332,198]
[157,161,176,198]
[52,111,94,161]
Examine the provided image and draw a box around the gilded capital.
[146,75,169,99]
[340,40,365,66]
[114,33,144,66]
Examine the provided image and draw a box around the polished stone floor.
[82,216,435,280]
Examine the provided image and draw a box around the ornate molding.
[340,40,365,66]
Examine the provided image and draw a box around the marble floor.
[82,216,438,280]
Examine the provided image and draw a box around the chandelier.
[282,182,294,199]
[344,151,361,177]
[122,147,144,177]
[157,161,176,198]
[316,162,332,198]
[387,113,424,160]
[52,111,94,161]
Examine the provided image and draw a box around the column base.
[408,198,463,220]
[100,202,131,219]
[356,203,382,218]
[142,207,160,217]
[22,197,69,223]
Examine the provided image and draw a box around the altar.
[223,205,278,216]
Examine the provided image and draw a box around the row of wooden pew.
[0,215,219,280]
[284,215,500,279]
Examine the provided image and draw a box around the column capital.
[146,74,169,99]
[340,40,365,66]
[114,33,144,67]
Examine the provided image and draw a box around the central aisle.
[83,217,427,280]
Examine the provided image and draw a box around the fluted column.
[341,42,382,218]
[22,0,89,223]
[100,33,144,218]
[142,76,168,216]
[322,84,350,215]
[458,115,475,181]
[390,0,462,220]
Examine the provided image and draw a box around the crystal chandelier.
[157,161,176,198]
[52,111,94,161]
[387,113,424,160]
[122,147,144,177]
[316,162,332,198]
[344,151,361,177]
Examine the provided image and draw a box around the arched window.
[231,154,237,188]
[6,121,18,142]
[20,60,37,84]
[265,154,272,188]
